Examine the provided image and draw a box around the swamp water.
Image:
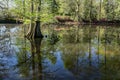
[0,24,120,80]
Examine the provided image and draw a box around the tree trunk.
[25,0,43,39]
[76,0,81,22]
[34,0,43,38]
[34,21,43,38]
[90,0,93,22]
[25,22,43,39]
[99,0,102,20]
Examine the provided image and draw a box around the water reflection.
[24,38,43,79]
[0,24,120,80]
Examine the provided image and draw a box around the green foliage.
[47,32,60,45]
[103,0,119,20]
[104,0,113,20]
[83,0,91,20]
[1,0,120,23]
[83,0,98,21]
[50,0,59,15]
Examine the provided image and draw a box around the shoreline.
[43,22,120,26]
[0,19,23,24]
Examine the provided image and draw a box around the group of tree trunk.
[25,0,43,39]
[1,0,120,39]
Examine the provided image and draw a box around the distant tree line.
[0,0,120,23]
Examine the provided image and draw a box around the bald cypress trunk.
[26,0,43,39]
[34,0,43,38]
[34,21,43,38]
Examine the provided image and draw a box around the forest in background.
[0,0,120,24]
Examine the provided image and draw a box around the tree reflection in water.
[57,25,120,80]
[29,38,43,79]
[0,24,120,80]
[17,36,59,80]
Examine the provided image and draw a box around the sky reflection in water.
[0,24,120,80]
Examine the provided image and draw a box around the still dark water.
[0,24,120,80]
